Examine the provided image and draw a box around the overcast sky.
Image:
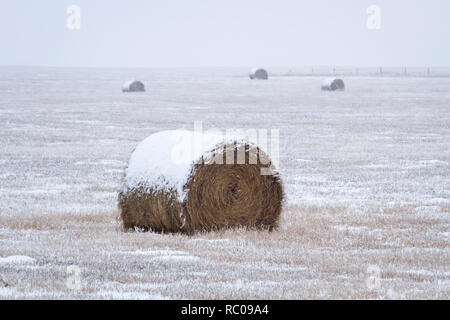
[1,0,449,68]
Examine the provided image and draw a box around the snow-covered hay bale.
[122,80,145,92]
[118,130,283,234]
[249,68,268,80]
[321,78,345,91]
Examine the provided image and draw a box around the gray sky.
[1,0,449,68]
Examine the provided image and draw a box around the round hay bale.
[249,68,269,80]
[122,80,145,92]
[118,130,283,234]
[321,78,345,91]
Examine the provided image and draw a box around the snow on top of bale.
[122,80,137,90]
[250,67,266,74]
[121,130,262,201]
[322,77,336,86]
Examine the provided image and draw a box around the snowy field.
[0,67,449,299]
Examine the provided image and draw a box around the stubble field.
[0,67,449,299]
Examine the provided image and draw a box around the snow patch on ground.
[0,255,35,265]
[120,248,200,262]
[93,290,167,300]
[188,238,233,244]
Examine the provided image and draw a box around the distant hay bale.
[122,80,145,92]
[249,68,269,80]
[321,78,345,91]
[118,130,283,234]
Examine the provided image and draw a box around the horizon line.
[1,64,450,70]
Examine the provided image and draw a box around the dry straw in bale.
[118,130,283,234]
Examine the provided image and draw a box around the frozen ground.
[0,67,449,299]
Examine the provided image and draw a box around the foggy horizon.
[1,0,449,68]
